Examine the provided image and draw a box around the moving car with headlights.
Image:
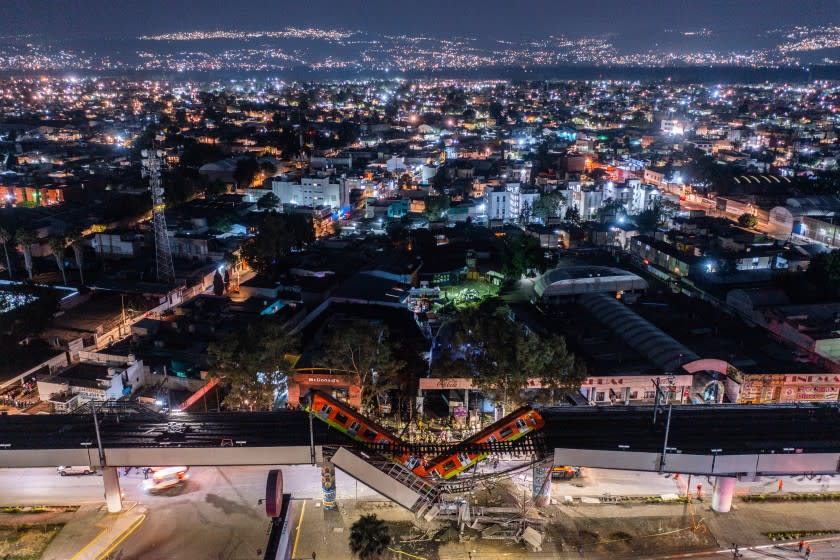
[142,466,189,492]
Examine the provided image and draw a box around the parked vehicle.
[57,465,96,476]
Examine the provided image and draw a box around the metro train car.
[426,406,545,480]
[306,389,429,476]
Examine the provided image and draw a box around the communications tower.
[141,148,175,284]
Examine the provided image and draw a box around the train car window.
[516,419,527,430]
[348,421,361,433]
[335,412,349,424]
[442,460,457,471]
[500,427,513,438]
[458,453,471,465]
[487,435,497,443]
[320,404,332,414]
[363,429,377,440]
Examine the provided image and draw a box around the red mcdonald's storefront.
[287,369,362,409]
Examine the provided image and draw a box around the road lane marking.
[69,525,109,560]
[291,500,306,559]
[95,514,146,560]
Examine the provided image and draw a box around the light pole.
[91,403,105,467]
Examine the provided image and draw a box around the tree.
[564,206,581,223]
[438,305,582,407]
[597,198,626,223]
[633,199,679,233]
[518,200,533,225]
[349,514,391,560]
[242,213,315,276]
[738,213,758,228]
[212,270,225,296]
[499,235,545,281]
[316,319,405,413]
[532,191,565,222]
[67,229,86,285]
[14,229,35,280]
[257,192,280,211]
[424,195,450,221]
[48,237,67,285]
[208,320,299,411]
[807,250,840,298]
[259,161,277,179]
[233,157,259,188]
[0,227,13,279]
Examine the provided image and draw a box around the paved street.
[2,466,839,559]
[1,465,838,507]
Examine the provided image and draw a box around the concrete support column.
[532,460,553,507]
[102,467,122,513]
[321,460,336,510]
[712,476,736,513]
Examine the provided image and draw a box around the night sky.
[2,0,838,41]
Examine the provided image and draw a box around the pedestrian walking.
[777,479,784,492]
[696,483,702,499]
[799,539,805,552]
[805,545,812,559]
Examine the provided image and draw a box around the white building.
[37,355,146,412]
[487,183,541,222]
[272,175,351,209]
[603,179,661,215]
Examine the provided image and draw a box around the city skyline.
[3,0,839,39]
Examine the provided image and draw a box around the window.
[442,460,456,471]
[348,421,360,433]
[629,391,638,399]
[363,429,378,440]
[500,427,513,439]
[335,412,349,425]
[516,419,527,431]
[320,404,333,414]
[596,392,605,402]
[644,391,656,399]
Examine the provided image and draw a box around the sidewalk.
[290,496,840,560]
[41,502,146,560]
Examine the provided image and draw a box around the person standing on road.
[777,479,784,492]
[805,545,811,559]
[799,539,805,552]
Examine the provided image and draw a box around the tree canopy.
[532,191,565,221]
[257,191,280,211]
[316,318,406,413]
[208,319,299,411]
[242,213,314,276]
[738,213,758,228]
[233,157,259,188]
[499,234,545,281]
[437,304,583,406]
[807,249,840,298]
[349,514,391,560]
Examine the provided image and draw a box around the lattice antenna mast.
[141,147,175,284]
